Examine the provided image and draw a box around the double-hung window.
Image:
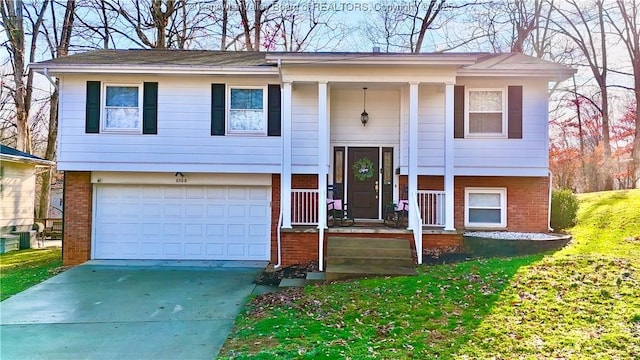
[465,188,507,228]
[228,87,266,134]
[102,84,142,132]
[466,89,506,137]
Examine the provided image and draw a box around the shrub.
[551,189,579,231]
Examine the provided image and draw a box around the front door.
[347,147,379,219]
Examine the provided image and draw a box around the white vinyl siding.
[330,87,400,145]
[465,187,507,228]
[0,163,36,230]
[93,184,270,260]
[454,78,550,177]
[291,84,319,173]
[57,75,281,172]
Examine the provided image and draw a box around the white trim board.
[91,172,272,186]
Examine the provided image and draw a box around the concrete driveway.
[0,260,265,360]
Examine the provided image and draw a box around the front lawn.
[220,190,640,359]
[0,248,63,301]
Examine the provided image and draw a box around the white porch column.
[444,83,456,231]
[318,82,329,228]
[317,82,329,271]
[281,81,293,228]
[408,82,419,228]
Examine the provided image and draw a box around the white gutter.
[548,170,554,232]
[0,155,54,166]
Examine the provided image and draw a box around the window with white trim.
[102,84,142,132]
[465,188,507,228]
[227,87,266,134]
[466,88,506,137]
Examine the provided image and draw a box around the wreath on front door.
[352,158,375,181]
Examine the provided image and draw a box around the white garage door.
[93,185,271,260]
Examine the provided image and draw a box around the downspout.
[274,57,284,269]
[548,170,554,232]
[42,68,59,91]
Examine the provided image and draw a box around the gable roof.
[1,145,54,166]
[30,49,575,80]
[34,49,271,67]
[457,53,573,77]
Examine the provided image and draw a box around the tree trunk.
[37,85,59,219]
[37,0,74,219]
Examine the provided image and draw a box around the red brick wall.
[454,176,549,232]
[272,174,549,266]
[398,175,445,193]
[280,232,322,267]
[280,232,415,267]
[270,174,281,264]
[62,172,93,266]
[423,234,463,249]
[292,174,318,189]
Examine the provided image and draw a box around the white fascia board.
[29,64,278,76]
[457,69,577,82]
[0,155,54,166]
[265,54,479,66]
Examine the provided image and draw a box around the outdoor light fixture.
[360,87,369,126]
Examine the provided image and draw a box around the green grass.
[220,190,640,359]
[0,248,63,301]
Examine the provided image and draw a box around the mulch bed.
[254,261,319,286]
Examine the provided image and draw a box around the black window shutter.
[143,82,158,134]
[267,84,281,136]
[85,81,101,133]
[211,84,225,136]
[454,85,465,138]
[508,85,523,139]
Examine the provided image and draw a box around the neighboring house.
[31,50,575,267]
[0,145,54,236]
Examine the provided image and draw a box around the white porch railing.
[409,190,423,264]
[417,190,446,227]
[291,189,319,225]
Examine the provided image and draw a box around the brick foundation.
[270,174,281,264]
[279,231,463,266]
[423,233,463,249]
[454,176,549,232]
[62,172,93,266]
[399,175,549,232]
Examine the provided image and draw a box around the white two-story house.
[31,50,574,268]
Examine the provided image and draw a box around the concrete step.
[278,278,306,288]
[325,264,417,281]
[327,237,410,249]
[327,246,412,258]
[326,256,415,267]
[305,272,326,284]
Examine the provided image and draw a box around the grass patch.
[220,190,640,359]
[0,248,63,301]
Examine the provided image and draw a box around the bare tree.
[361,1,481,53]
[550,0,614,190]
[74,0,219,50]
[33,0,75,219]
[605,0,640,186]
[0,0,47,152]
[235,0,279,51]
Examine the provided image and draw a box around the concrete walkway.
[0,261,265,360]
